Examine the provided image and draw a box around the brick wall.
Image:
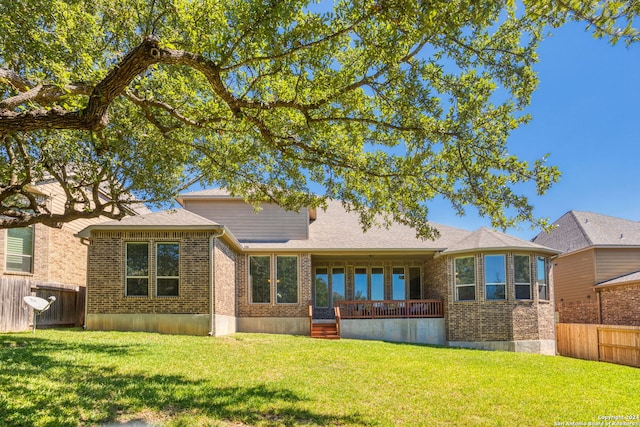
[214,238,236,317]
[237,253,312,318]
[87,231,213,315]
[556,299,599,324]
[599,284,640,326]
[2,224,89,287]
[48,226,88,286]
[445,252,555,343]
[424,257,447,300]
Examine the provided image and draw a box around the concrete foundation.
[86,313,210,336]
[341,318,446,345]
[214,314,237,336]
[237,317,309,335]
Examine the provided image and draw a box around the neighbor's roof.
[440,227,559,256]
[596,270,640,288]
[532,211,640,253]
[76,209,222,238]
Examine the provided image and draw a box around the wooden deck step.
[310,322,340,339]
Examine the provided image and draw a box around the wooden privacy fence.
[0,277,85,332]
[556,323,640,368]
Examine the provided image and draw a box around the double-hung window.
[514,255,532,299]
[156,243,179,296]
[454,257,476,301]
[485,255,506,300]
[126,242,149,296]
[6,227,34,273]
[537,257,549,300]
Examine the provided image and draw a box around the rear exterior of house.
[79,190,559,354]
[533,210,640,326]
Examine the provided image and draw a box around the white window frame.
[514,254,532,300]
[484,254,506,301]
[454,256,476,301]
[537,256,549,301]
[5,226,34,274]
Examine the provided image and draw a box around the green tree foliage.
[0,0,637,236]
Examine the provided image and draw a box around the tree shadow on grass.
[0,335,367,426]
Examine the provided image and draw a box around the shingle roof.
[76,209,222,238]
[596,270,640,288]
[78,195,559,255]
[441,227,558,255]
[532,211,640,253]
[242,200,471,251]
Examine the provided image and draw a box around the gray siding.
[183,199,309,242]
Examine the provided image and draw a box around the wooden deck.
[334,299,444,319]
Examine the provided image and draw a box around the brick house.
[532,210,640,326]
[78,190,559,354]
[1,181,149,332]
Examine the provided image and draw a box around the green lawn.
[1,330,639,426]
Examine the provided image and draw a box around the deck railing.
[335,299,444,319]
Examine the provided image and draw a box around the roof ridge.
[569,210,594,247]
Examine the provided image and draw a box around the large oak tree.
[1,0,637,237]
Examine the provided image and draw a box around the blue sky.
[427,21,640,240]
[182,18,639,241]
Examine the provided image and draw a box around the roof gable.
[442,227,558,255]
[76,209,222,238]
[533,211,640,253]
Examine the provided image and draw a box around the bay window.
[485,255,506,300]
[454,256,476,301]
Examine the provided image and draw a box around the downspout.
[79,236,92,329]
[209,228,226,336]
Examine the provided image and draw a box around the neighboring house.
[0,181,149,332]
[77,189,559,354]
[532,210,640,326]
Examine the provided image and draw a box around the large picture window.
[276,256,298,304]
[156,243,179,296]
[332,267,345,303]
[454,257,475,301]
[6,227,34,273]
[514,255,532,300]
[409,267,422,300]
[485,255,506,300]
[354,267,368,300]
[315,266,345,308]
[250,256,271,303]
[126,242,149,296]
[371,267,384,300]
[315,267,329,308]
[392,267,406,300]
[537,257,549,300]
